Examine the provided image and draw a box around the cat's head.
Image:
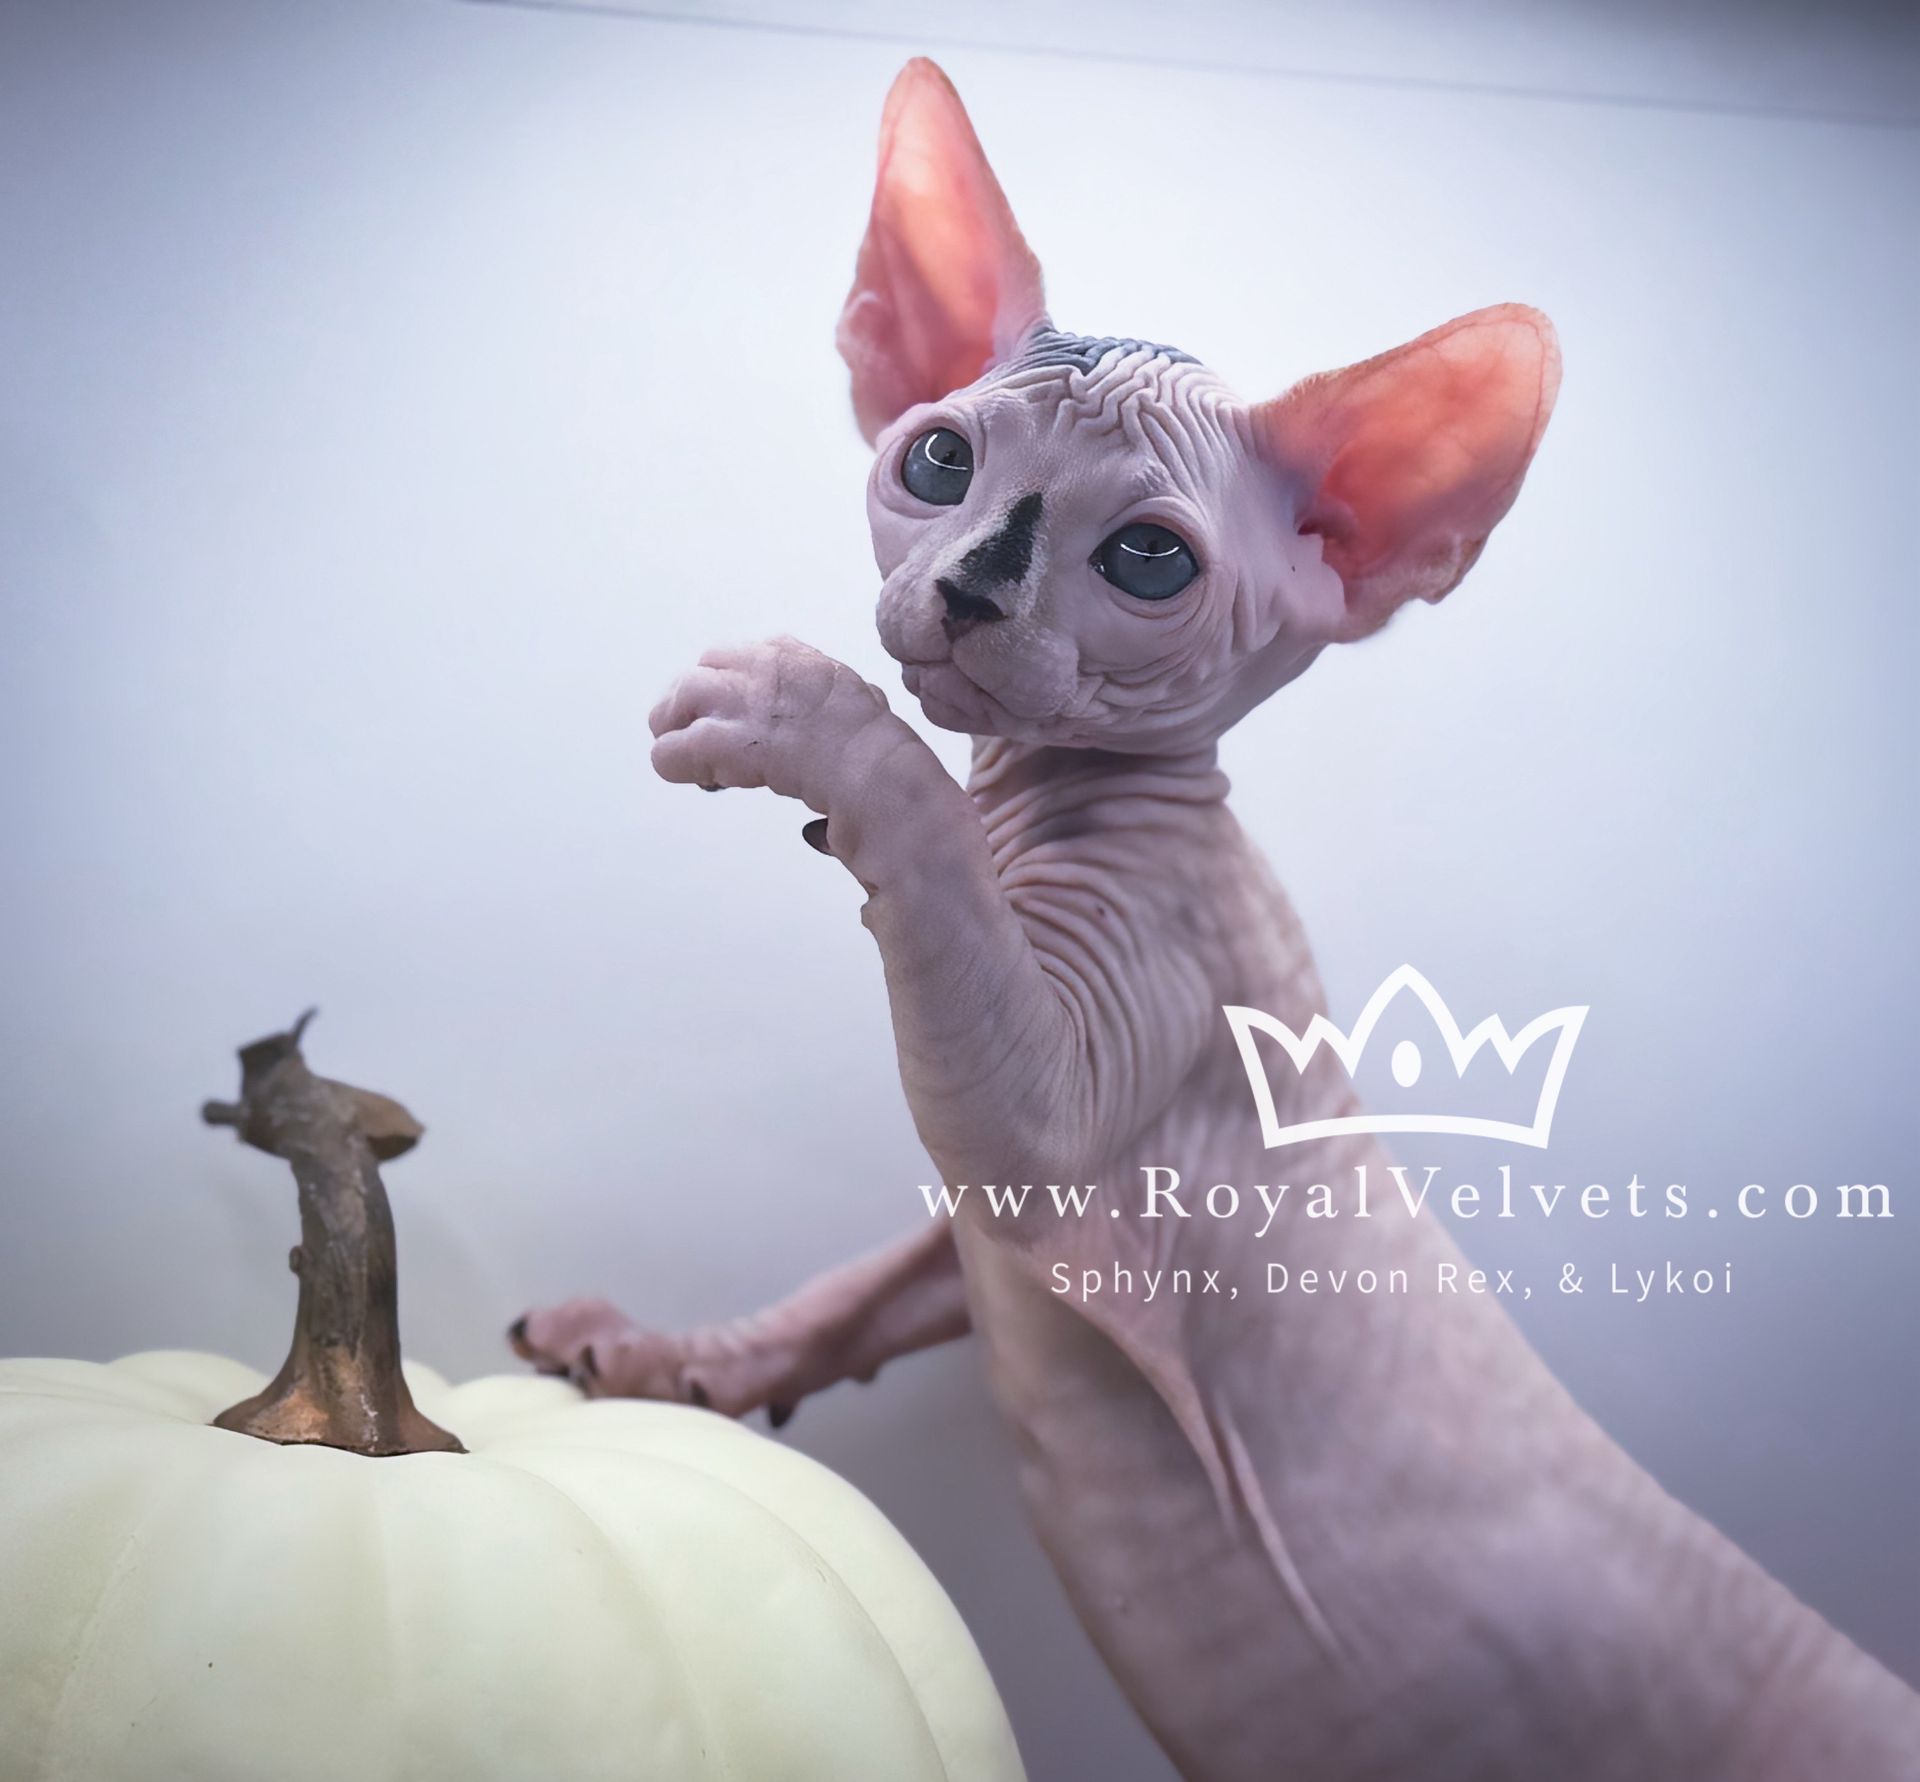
[839,60,1559,753]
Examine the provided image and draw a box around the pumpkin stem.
[202,1013,463,1456]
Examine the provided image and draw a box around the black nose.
[937,577,1007,639]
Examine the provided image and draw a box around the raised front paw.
[649,636,893,814]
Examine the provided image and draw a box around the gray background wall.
[2,3,1914,1774]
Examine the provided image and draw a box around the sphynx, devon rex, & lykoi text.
[514,59,1920,1780]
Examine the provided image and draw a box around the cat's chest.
[943,1042,1266,1383]
[976,793,1277,1008]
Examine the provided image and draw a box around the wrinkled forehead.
[973,328,1242,496]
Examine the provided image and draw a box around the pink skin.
[516,59,1920,1780]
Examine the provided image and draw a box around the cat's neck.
[961,733,1325,1061]
[964,736,1231,816]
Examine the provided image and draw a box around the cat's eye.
[1091,522,1198,601]
[901,428,974,505]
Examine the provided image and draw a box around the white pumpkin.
[2,1015,1023,1780]
[0,1349,1025,1781]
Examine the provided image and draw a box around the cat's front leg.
[650,636,1085,1170]
[510,1219,969,1421]
[650,637,914,861]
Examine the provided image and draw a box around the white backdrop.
[3,3,1915,1774]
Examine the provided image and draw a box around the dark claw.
[768,1402,795,1430]
[578,1344,600,1380]
[699,782,723,793]
[801,818,832,855]
[687,1379,711,1410]
[508,1315,529,1346]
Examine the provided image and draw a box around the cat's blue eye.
[902,428,973,505]
[1092,522,1198,601]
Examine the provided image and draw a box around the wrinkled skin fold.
[519,58,1920,1780]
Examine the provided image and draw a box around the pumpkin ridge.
[0,1405,231,1476]
[491,1441,956,1782]
[0,1363,231,1424]
[106,1351,270,1413]
[27,1442,233,1780]
[460,1405,762,1452]
[455,1446,732,1781]
[353,1438,402,1782]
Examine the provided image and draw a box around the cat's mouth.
[899,660,1004,733]
[881,589,1082,735]
[899,657,1088,742]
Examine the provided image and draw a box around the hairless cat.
[515,59,1920,1779]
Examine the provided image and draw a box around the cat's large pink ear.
[1253,305,1560,640]
[837,59,1048,444]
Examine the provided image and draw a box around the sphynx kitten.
[516,60,1920,1780]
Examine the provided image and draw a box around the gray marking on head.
[1004,326,1199,376]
